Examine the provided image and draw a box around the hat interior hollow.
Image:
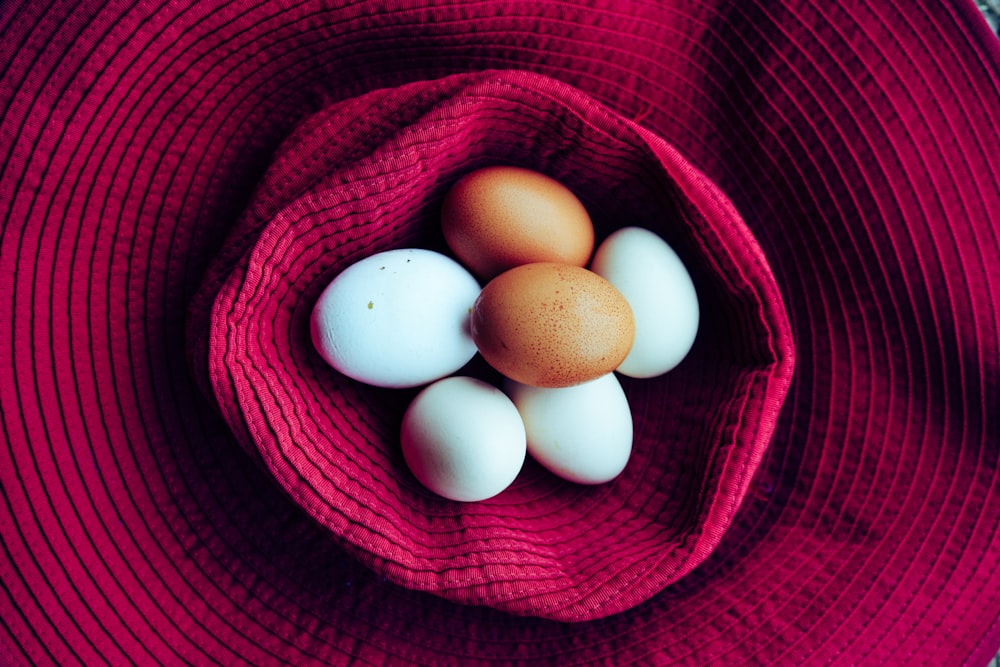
[197,69,794,621]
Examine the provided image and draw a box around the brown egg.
[471,263,635,388]
[440,166,595,279]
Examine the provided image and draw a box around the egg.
[440,166,595,279]
[470,262,634,388]
[590,227,699,378]
[311,248,480,388]
[505,373,633,485]
[401,376,527,502]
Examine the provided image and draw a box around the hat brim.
[1,0,999,664]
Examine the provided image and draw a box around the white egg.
[504,373,632,485]
[590,227,699,378]
[311,248,481,388]
[401,376,526,502]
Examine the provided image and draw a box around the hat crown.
[189,69,794,621]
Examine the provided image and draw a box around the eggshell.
[401,376,527,502]
[440,166,595,279]
[505,373,633,485]
[470,263,635,388]
[311,248,480,388]
[590,227,699,378]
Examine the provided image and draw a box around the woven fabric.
[188,68,793,621]
[1,0,998,664]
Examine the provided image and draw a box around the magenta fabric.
[1,0,999,665]
[188,68,794,621]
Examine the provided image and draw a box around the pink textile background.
[1,0,998,664]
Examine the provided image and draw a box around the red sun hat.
[2,0,998,665]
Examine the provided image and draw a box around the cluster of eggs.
[311,167,699,501]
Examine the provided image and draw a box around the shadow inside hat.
[186,69,795,622]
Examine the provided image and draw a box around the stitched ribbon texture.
[187,69,794,621]
[1,0,998,664]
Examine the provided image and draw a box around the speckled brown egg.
[470,263,635,388]
[440,166,595,280]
